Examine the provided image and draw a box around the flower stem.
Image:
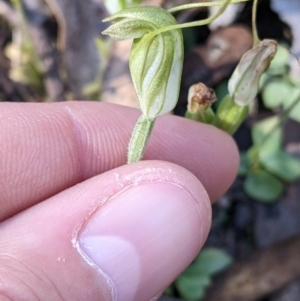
[127,114,155,163]
[252,0,260,46]
[151,0,233,37]
[168,0,249,13]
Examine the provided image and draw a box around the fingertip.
[75,161,212,300]
[0,161,211,301]
[0,102,238,221]
[204,126,239,202]
[147,116,239,202]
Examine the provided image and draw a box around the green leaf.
[178,248,232,277]
[180,263,205,278]
[261,151,300,182]
[259,72,271,91]
[267,44,289,75]
[175,248,232,301]
[252,116,283,156]
[175,274,210,301]
[281,84,300,123]
[290,75,300,86]
[287,99,300,123]
[262,78,291,109]
[244,169,284,202]
[239,152,250,176]
[193,248,233,275]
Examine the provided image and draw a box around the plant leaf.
[252,116,283,157]
[287,99,300,123]
[281,84,300,123]
[175,248,232,301]
[244,169,284,202]
[262,150,300,182]
[259,72,271,90]
[262,78,291,109]
[267,43,289,75]
[193,248,233,275]
[175,274,210,301]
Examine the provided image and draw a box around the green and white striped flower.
[103,6,184,162]
[103,6,184,119]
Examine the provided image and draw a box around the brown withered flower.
[187,83,217,114]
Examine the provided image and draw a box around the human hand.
[0,102,238,301]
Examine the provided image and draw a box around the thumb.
[0,161,211,301]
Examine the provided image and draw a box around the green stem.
[127,114,155,163]
[151,0,233,37]
[168,0,250,13]
[185,107,216,124]
[215,95,248,135]
[252,0,260,46]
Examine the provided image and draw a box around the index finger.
[0,102,239,221]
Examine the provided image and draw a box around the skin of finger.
[0,161,211,301]
[0,102,239,221]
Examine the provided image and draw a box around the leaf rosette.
[103,6,184,119]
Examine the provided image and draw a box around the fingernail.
[77,182,207,301]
